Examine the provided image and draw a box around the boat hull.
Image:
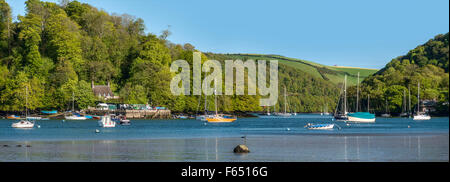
[65,116,87,120]
[12,121,34,128]
[206,118,236,123]
[413,115,431,120]
[347,116,376,123]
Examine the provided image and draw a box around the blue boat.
[347,112,376,123]
[41,110,58,114]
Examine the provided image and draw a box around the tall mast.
[214,89,218,116]
[409,86,411,115]
[284,86,287,114]
[204,93,207,116]
[72,91,75,112]
[403,89,406,113]
[356,72,360,112]
[367,94,370,113]
[417,82,420,114]
[344,75,347,114]
[25,86,28,120]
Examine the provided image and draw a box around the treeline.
[0,0,295,113]
[347,33,449,115]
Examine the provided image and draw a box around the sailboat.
[334,75,348,120]
[65,92,87,120]
[12,86,35,128]
[381,98,391,117]
[413,82,431,120]
[347,72,376,123]
[274,86,292,117]
[400,89,409,117]
[206,89,237,123]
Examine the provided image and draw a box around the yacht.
[274,86,292,117]
[206,89,237,123]
[12,86,35,129]
[346,73,376,123]
[65,92,87,120]
[413,82,431,121]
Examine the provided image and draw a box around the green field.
[205,53,379,86]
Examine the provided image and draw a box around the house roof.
[93,85,114,97]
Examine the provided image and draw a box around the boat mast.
[417,82,420,114]
[25,86,28,120]
[204,93,207,116]
[72,91,75,112]
[409,86,411,115]
[403,89,406,113]
[356,72,360,112]
[284,86,287,114]
[344,75,347,114]
[367,94,370,113]
[214,89,218,116]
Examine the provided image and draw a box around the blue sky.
[7,0,449,69]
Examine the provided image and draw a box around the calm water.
[0,115,448,162]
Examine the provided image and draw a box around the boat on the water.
[65,113,87,120]
[7,115,21,119]
[346,73,376,123]
[413,82,431,121]
[205,89,237,123]
[12,120,35,128]
[98,115,116,128]
[348,112,376,123]
[120,117,131,125]
[12,86,35,129]
[274,86,292,117]
[305,123,335,130]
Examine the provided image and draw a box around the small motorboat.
[12,120,35,128]
[120,117,131,125]
[305,123,335,130]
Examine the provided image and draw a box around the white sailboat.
[413,82,431,121]
[65,92,87,120]
[274,86,292,117]
[12,86,35,128]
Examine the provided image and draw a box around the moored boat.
[413,82,431,121]
[348,112,376,123]
[206,89,237,123]
[12,120,35,128]
[12,86,35,129]
[305,123,335,130]
[98,115,116,128]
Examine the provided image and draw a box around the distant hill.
[204,53,378,86]
[357,33,449,115]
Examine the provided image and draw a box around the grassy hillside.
[204,53,378,86]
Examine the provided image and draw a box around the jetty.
[85,109,171,119]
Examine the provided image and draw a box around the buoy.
[408,125,411,128]
[95,129,100,133]
[37,125,41,128]
[286,128,291,131]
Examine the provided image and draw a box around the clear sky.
[6,0,450,69]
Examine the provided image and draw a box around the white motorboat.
[65,114,87,120]
[305,123,335,130]
[12,120,35,128]
[413,114,431,120]
[98,115,116,128]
